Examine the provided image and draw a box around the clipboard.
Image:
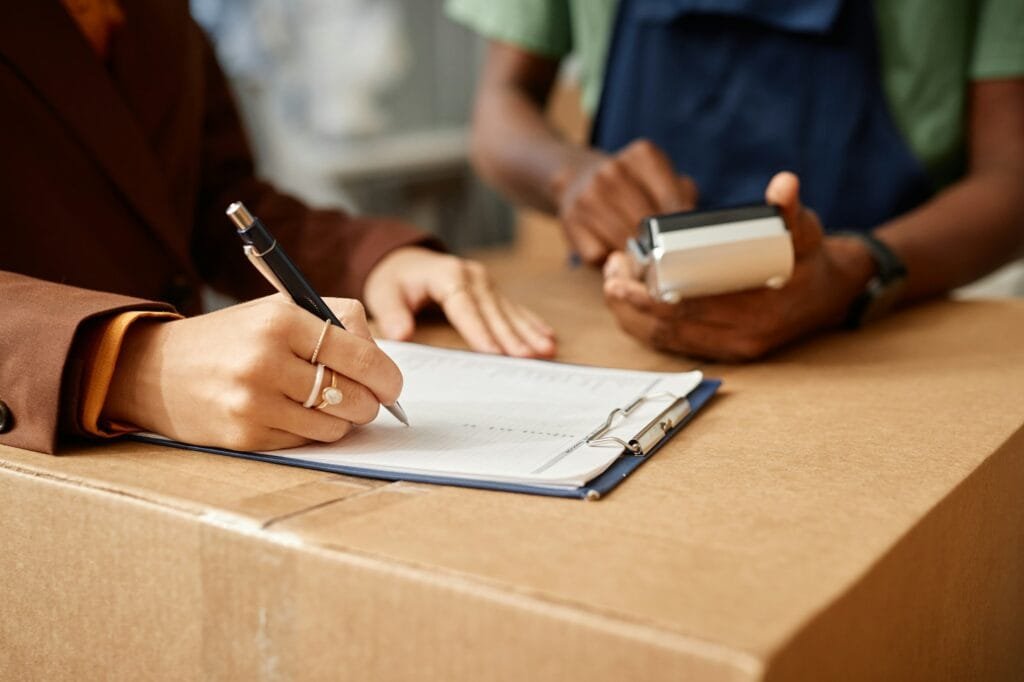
[132,378,720,501]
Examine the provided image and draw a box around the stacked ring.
[303,363,327,408]
[310,318,332,364]
[316,371,344,410]
[302,319,337,410]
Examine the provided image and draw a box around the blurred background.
[191,0,514,253]
[190,0,1022,297]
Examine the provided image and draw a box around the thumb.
[365,283,416,341]
[765,171,822,257]
[765,171,801,224]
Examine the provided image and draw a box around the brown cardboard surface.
[2,239,1023,680]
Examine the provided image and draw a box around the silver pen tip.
[388,401,410,426]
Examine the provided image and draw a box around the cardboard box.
[2,256,1023,680]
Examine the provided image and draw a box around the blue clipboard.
[132,379,720,501]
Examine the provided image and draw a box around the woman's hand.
[103,296,402,451]
[363,247,557,358]
[603,172,875,361]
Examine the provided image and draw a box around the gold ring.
[302,362,327,408]
[309,318,332,364]
[440,284,469,306]
[316,371,343,410]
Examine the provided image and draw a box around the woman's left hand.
[363,247,557,358]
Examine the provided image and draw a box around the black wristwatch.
[835,231,908,329]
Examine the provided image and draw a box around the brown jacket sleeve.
[188,30,443,303]
[0,271,175,454]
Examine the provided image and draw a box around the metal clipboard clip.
[585,392,693,457]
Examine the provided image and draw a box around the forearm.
[876,170,1024,302]
[877,79,1024,303]
[470,43,596,214]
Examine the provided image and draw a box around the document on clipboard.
[136,342,719,500]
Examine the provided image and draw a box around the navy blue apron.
[592,0,932,231]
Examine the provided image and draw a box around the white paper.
[266,342,702,490]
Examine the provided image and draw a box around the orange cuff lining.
[80,311,181,437]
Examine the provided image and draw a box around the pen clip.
[244,245,290,297]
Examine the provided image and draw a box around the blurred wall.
[192,0,513,252]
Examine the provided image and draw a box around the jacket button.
[0,400,12,434]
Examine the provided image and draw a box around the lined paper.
[266,342,702,489]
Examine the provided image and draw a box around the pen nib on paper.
[390,402,410,427]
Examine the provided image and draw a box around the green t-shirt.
[447,0,1024,187]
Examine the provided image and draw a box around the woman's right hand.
[103,296,403,451]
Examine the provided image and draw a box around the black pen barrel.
[259,241,343,326]
[227,202,343,327]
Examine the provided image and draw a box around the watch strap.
[835,231,908,329]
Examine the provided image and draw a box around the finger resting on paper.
[442,289,502,354]
[471,289,533,357]
[464,265,537,357]
[504,302,556,357]
[515,304,556,340]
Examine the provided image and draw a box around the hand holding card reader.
[628,205,794,303]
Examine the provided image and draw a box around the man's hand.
[363,247,556,358]
[603,172,876,361]
[553,139,698,265]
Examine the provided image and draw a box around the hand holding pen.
[101,291,403,451]
[98,202,556,452]
[97,205,407,452]
[227,202,409,426]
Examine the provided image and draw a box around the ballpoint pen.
[226,201,410,426]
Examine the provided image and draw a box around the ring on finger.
[309,318,332,364]
[302,362,327,408]
[440,283,470,306]
[316,370,344,410]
